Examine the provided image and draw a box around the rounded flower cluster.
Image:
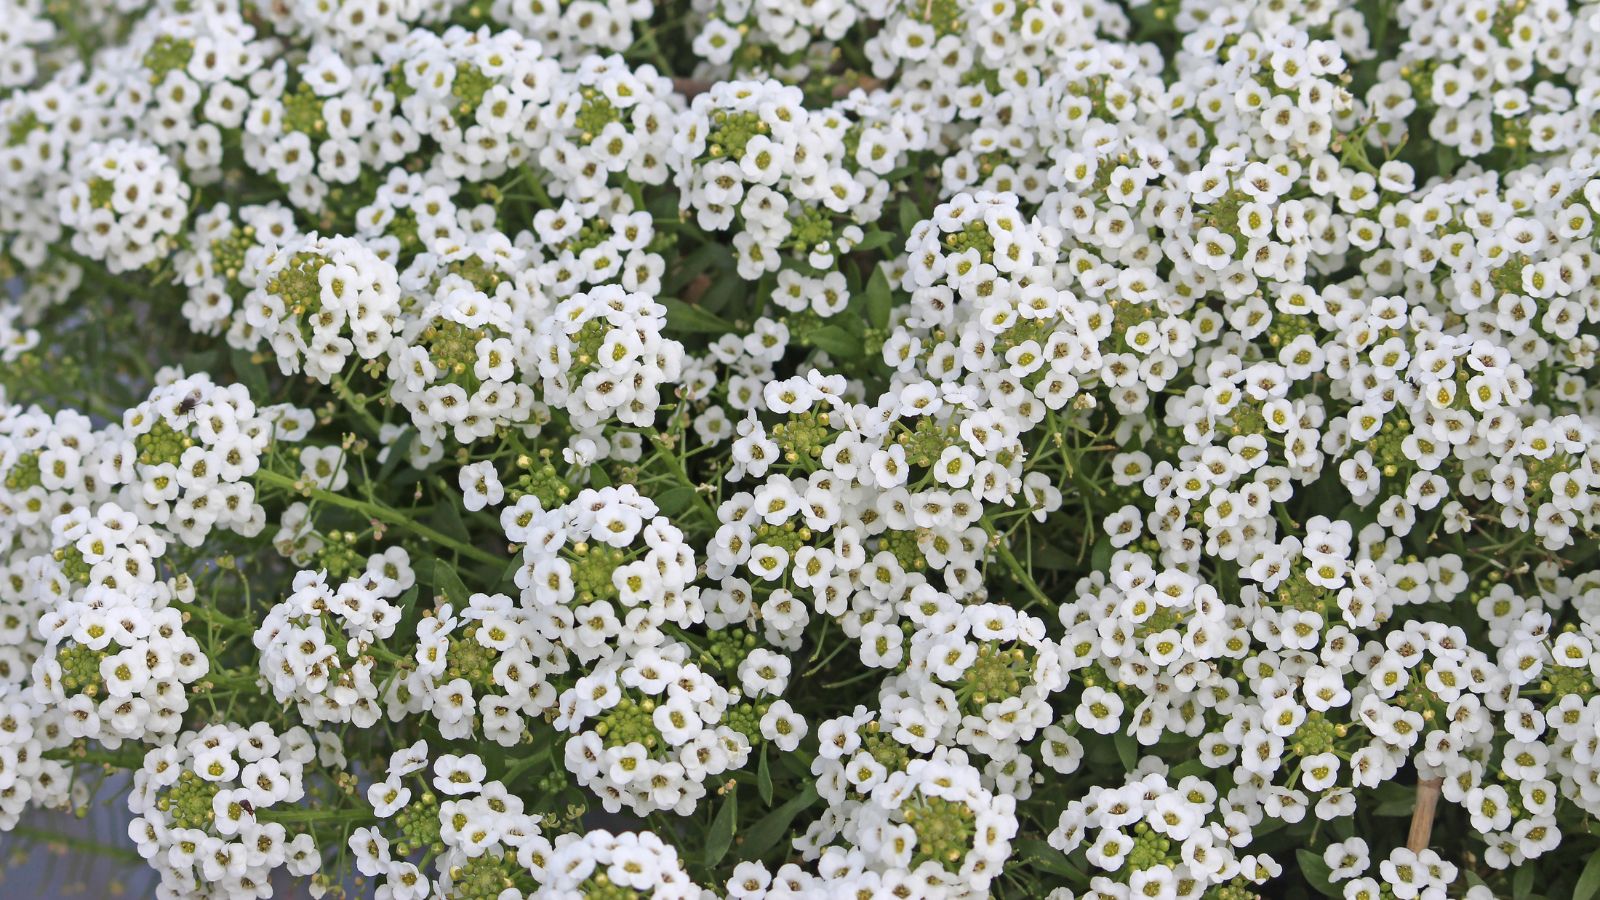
[126,723,321,898]
[557,641,751,816]
[245,233,403,382]
[514,483,702,661]
[57,140,190,274]
[253,550,412,727]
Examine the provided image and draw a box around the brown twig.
[672,77,712,99]
[1407,777,1444,853]
[683,273,713,304]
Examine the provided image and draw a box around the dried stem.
[1407,776,1444,853]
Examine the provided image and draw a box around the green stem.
[256,469,503,568]
[331,375,386,436]
[172,598,254,635]
[44,746,146,769]
[992,535,1053,610]
[648,431,720,529]
[6,825,145,864]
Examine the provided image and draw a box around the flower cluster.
[3,0,1600,898]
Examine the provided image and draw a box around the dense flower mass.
[1,0,1600,898]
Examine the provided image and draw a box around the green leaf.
[231,348,269,400]
[661,298,736,334]
[665,244,733,293]
[429,495,470,542]
[496,555,523,591]
[806,325,860,360]
[1114,731,1138,771]
[1090,536,1112,573]
[1371,781,1416,817]
[1016,839,1087,885]
[757,745,773,807]
[704,788,738,867]
[1515,864,1535,900]
[698,274,746,316]
[1574,853,1600,900]
[1296,849,1338,897]
[863,265,893,331]
[657,486,697,517]
[898,197,922,235]
[432,563,470,605]
[376,428,415,484]
[853,229,894,252]
[739,784,818,860]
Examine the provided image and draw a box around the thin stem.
[648,431,720,529]
[256,469,503,568]
[992,534,1053,610]
[6,825,146,864]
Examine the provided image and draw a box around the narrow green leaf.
[376,428,415,484]
[432,563,470,605]
[665,244,733,293]
[704,788,738,867]
[739,784,818,860]
[1016,839,1087,885]
[864,265,893,331]
[657,486,696,517]
[429,495,470,542]
[1296,849,1338,897]
[1114,731,1137,771]
[853,229,894,252]
[231,348,269,400]
[698,274,745,315]
[1574,853,1600,900]
[806,325,860,360]
[497,555,523,591]
[661,297,736,334]
[757,744,773,807]
[898,197,921,235]
[1515,864,1535,900]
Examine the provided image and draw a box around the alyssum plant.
[0,0,1598,897]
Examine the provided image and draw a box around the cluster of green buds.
[696,628,762,676]
[941,219,996,263]
[879,528,926,572]
[594,695,664,752]
[141,34,194,81]
[315,530,366,580]
[952,642,1033,717]
[392,788,443,856]
[262,251,330,344]
[1289,711,1346,758]
[573,87,621,146]
[158,770,220,831]
[704,110,769,161]
[1123,821,1178,872]
[5,110,42,148]
[902,793,977,873]
[721,697,770,744]
[57,642,109,697]
[3,451,41,491]
[549,317,611,385]
[447,849,532,900]
[133,417,197,468]
[509,452,573,510]
[904,0,967,37]
[445,624,501,692]
[574,872,644,900]
[770,411,831,464]
[568,541,628,606]
[282,83,327,136]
